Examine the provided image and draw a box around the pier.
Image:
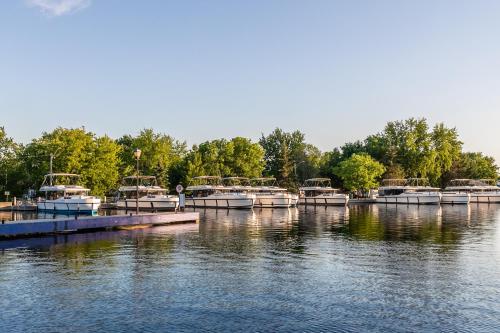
[0,212,199,239]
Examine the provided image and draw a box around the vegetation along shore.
[0,118,497,199]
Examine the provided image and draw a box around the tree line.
[0,118,497,198]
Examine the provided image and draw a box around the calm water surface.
[1,205,500,332]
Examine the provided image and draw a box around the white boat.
[444,179,500,203]
[441,191,470,204]
[249,177,298,208]
[376,178,441,205]
[115,176,179,211]
[37,173,101,213]
[185,176,255,209]
[441,180,471,204]
[299,178,349,206]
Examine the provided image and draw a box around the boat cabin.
[118,176,168,199]
[300,178,340,197]
[378,178,440,196]
[186,176,225,197]
[250,177,286,193]
[39,173,91,199]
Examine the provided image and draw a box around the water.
[1,205,500,332]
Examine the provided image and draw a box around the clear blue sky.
[2,1,500,161]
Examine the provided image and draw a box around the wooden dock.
[0,212,199,239]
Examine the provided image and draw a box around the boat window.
[379,189,405,196]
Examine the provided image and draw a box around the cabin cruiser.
[249,177,298,208]
[115,176,179,211]
[441,179,471,204]
[443,179,500,203]
[185,176,255,209]
[376,178,441,205]
[299,178,349,206]
[37,173,101,213]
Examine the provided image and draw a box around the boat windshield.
[189,176,222,186]
[381,178,431,187]
[222,177,250,187]
[41,173,82,187]
[122,176,158,187]
[447,179,498,188]
[250,177,278,187]
[303,178,332,188]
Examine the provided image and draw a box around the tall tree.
[226,137,265,178]
[117,129,187,188]
[183,137,265,183]
[333,153,386,193]
[0,127,22,197]
[20,127,121,197]
[443,152,498,182]
[429,123,462,185]
[260,128,317,189]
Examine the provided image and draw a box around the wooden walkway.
[0,212,199,239]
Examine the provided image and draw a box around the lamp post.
[133,148,142,215]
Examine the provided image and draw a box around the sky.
[1,0,500,161]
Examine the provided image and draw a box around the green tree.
[383,163,406,179]
[117,129,187,188]
[383,118,434,178]
[226,137,265,178]
[183,137,265,183]
[260,128,319,189]
[333,153,386,192]
[444,152,498,181]
[20,127,121,197]
[429,123,462,185]
[0,127,22,197]
[82,135,122,197]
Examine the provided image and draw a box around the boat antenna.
[49,153,54,186]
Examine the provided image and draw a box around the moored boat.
[37,173,101,213]
[376,178,441,205]
[185,176,255,209]
[249,177,298,208]
[115,176,179,211]
[298,178,349,206]
[444,179,500,203]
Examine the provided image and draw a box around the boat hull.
[441,193,470,204]
[185,196,255,209]
[37,198,101,213]
[255,194,299,208]
[116,198,179,211]
[376,193,441,205]
[469,193,500,203]
[299,195,349,206]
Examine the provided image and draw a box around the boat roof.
[299,186,339,191]
[39,185,90,191]
[222,177,250,180]
[192,176,221,180]
[123,175,157,180]
[305,178,330,182]
[381,178,431,186]
[447,179,498,187]
[44,173,80,177]
[252,177,276,181]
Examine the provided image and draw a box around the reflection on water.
[1,205,500,332]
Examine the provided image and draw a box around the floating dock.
[0,212,199,239]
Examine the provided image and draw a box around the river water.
[1,205,499,332]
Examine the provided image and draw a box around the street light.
[133,148,142,215]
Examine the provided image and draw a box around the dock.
[0,212,199,239]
